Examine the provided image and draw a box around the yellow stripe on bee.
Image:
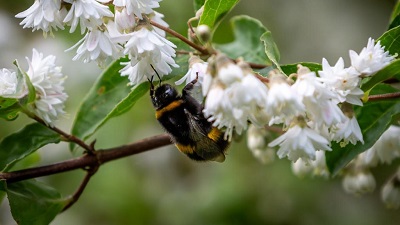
[175,143,194,154]
[155,100,184,119]
[207,127,223,142]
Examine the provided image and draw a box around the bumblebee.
[149,75,229,162]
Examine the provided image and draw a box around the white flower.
[16,0,66,35]
[381,168,400,209]
[203,63,269,139]
[25,49,68,126]
[318,58,364,106]
[114,7,137,33]
[175,57,208,102]
[0,69,21,98]
[63,0,113,34]
[203,84,225,121]
[363,125,400,165]
[148,11,168,37]
[247,124,275,164]
[382,180,400,209]
[67,24,123,66]
[268,120,332,162]
[292,150,328,178]
[266,73,305,125]
[292,65,346,127]
[349,38,395,76]
[120,27,177,85]
[113,0,160,19]
[291,158,314,178]
[176,59,207,86]
[342,170,376,195]
[218,63,243,85]
[332,115,364,145]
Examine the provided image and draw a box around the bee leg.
[182,74,198,94]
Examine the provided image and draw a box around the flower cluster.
[291,125,400,208]
[202,55,270,140]
[25,49,68,126]
[16,0,177,85]
[198,37,394,163]
[0,49,67,126]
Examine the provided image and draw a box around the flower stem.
[149,20,209,55]
[368,92,400,101]
[62,166,98,212]
[21,106,94,153]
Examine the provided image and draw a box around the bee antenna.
[147,76,153,85]
[150,64,162,86]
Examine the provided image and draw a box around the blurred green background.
[1,0,400,224]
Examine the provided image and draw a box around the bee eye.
[164,88,172,97]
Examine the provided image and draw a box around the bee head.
[151,84,179,109]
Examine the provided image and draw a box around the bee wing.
[186,113,226,162]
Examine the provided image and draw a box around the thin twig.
[368,92,400,101]
[0,134,172,183]
[151,20,270,69]
[62,166,98,212]
[31,114,94,153]
[149,20,209,55]
[20,107,93,152]
[238,61,268,69]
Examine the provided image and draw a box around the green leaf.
[389,1,400,29]
[0,180,5,203]
[215,15,272,65]
[369,83,400,95]
[0,60,33,120]
[71,59,148,150]
[0,180,5,191]
[168,37,190,78]
[0,102,21,121]
[0,97,18,109]
[14,60,36,104]
[281,62,322,75]
[194,0,205,12]
[326,99,400,175]
[199,0,240,31]
[0,123,61,172]
[260,30,281,72]
[6,180,66,225]
[377,26,400,57]
[389,15,400,30]
[361,59,400,92]
[100,81,149,123]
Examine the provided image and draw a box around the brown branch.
[0,134,172,183]
[149,20,209,55]
[368,92,400,101]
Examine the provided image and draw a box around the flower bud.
[342,170,376,195]
[196,24,211,43]
[115,7,136,33]
[247,125,275,164]
[292,159,313,178]
[381,168,400,209]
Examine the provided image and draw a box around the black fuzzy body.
[150,80,229,162]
